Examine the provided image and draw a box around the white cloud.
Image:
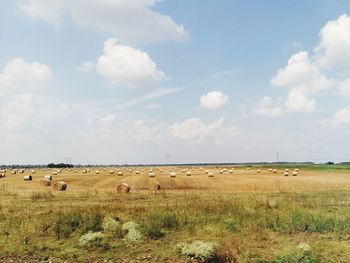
[18,0,188,44]
[200,90,229,109]
[0,58,54,93]
[99,114,115,126]
[117,87,182,108]
[315,14,350,71]
[76,61,95,73]
[18,0,63,29]
[96,38,168,88]
[171,117,239,144]
[271,52,335,95]
[254,96,283,117]
[0,93,34,130]
[285,89,316,113]
[334,106,350,124]
[338,79,350,100]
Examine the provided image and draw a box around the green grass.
[0,187,349,262]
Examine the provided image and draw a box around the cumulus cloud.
[285,89,316,113]
[171,117,239,144]
[315,14,350,71]
[334,106,350,124]
[338,79,350,100]
[200,90,229,109]
[271,52,335,95]
[18,0,188,44]
[0,58,54,93]
[95,38,168,88]
[254,96,283,117]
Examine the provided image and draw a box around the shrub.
[52,211,103,239]
[122,221,142,243]
[81,212,103,234]
[53,212,82,239]
[79,231,104,248]
[102,217,123,238]
[176,240,219,262]
[273,251,318,263]
[143,222,165,239]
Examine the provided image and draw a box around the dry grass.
[1,166,349,195]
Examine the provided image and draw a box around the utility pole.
[276,152,279,163]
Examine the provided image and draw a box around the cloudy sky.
[1,1,350,165]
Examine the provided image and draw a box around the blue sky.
[1,0,350,164]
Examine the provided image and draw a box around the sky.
[1,0,350,165]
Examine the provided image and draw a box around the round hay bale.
[135,170,140,174]
[268,168,273,172]
[257,169,261,173]
[11,170,16,174]
[285,169,289,172]
[0,173,5,178]
[40,179,51,186]
[219,170,223,174]
[186,171,191,176]
[52,171,58,175]
[284,171,289,176]
[44,175,52,180]
[31,170,36,174]
[19,169,24,173]
[208,172,214,177]
[292,171,298,176]
[273,169,277,174]
[109,170,115,174]
[24,175,32,181]
[117,171,123,176]
[117,183,130,193]
[149,182,161,190]
[205,170,209,174]
[83,170,87,174]
[149,172,155,177]
[295,168,299,172]
[53,181,67,191]
[95,170,100,175]
[87,168,90,172]
[170,172,176,178]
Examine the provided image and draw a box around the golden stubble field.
[2,166,350,194]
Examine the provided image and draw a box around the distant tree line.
[47,163,74,168]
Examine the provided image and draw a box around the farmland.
[0,165,349,262]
